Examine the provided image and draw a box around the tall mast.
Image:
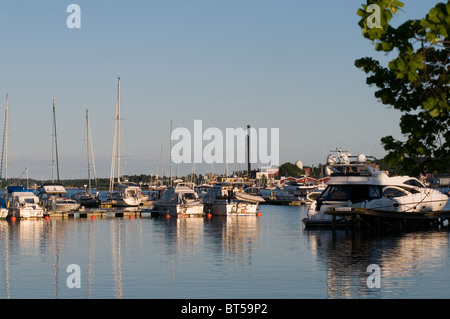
[86,109,91,193]
[109,78,119,194]
[117,77,121,184]
[170,120,173,187]
[247,124,250,181]
[160,145,163,185]
[51,96,60,183]
[0,94,8,188]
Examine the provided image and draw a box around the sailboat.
[107,77,142,207]
[0,95,43,218]
[38,96,80,213]
[0,94,10,218]
[72,109,101,207]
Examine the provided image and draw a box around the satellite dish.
[357,154,367,163]
[295,160,303,170]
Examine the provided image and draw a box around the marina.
[0,0,448,307]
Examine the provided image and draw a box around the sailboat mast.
[117,77,121,184]
[51,96,55,183]
[161,145,163,185]
[52,96,60,182]
[0,94,8,188]
[170,120,172,187]
[86,109,91,193]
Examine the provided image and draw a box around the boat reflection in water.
[305,228,450,298]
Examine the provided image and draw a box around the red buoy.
[91,215,96,220]
[44,216,50,221]
[207,213,212,218]
[10,216,16,222]
[165,214,171,218]
[130,215,135,219]
[256,212,261,217]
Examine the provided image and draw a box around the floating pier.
[322,207,450,231]
[261,198,309,206]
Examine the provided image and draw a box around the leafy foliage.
[278,162,304,177]
[355,1,450,175]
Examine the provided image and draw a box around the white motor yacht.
[38,183,80,213]
[273,181,318,204]
[303,150,449,226]
[151,183,204,217]
[108,182,142,207]
[6,186,44,218]
[203,182,265,216]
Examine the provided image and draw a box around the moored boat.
[203,182,264,216]
[303,149,449,227]
[38,183,80,213]
[72,187,102,208]
[151,182,204,217]
[273,181,318,204]
[108,182,142,207]
[6,186,44,218]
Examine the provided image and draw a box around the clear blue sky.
[0,1,437,180]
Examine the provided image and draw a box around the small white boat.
[38,184,80,213]
[203,182,264,216]
[6,186,44,218]
[273,181,318,204]
[151,182,204,217]
[108,183,142,207]
[303,150,449,226]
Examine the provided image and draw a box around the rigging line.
[88,111,98,189]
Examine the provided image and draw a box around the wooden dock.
[44,208,154,219]
[44,200,155,219]
[324,207,450,231]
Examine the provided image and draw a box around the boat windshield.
[24,198,36,204]
[403,179,425,188]
[319,185,382,203]
[382,187,409,198]
[182,193,197,200]
[159,189,176,202]
[330,165,373,176]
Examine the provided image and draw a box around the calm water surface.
[0,195,449,299]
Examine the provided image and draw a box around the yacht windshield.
[330,165,372,176]
[319,185,382,203]
[24,198,36,204]
[403,179,425,188]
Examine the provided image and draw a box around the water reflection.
[305,228,450,298]
[205,216,260,266]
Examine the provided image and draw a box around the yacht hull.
[152,203,204,217]
[9,208,44,219]
[204,202,258,216]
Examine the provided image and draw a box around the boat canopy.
[157,185,200,205]
[40,184,67,194]
[7,185,32,193]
